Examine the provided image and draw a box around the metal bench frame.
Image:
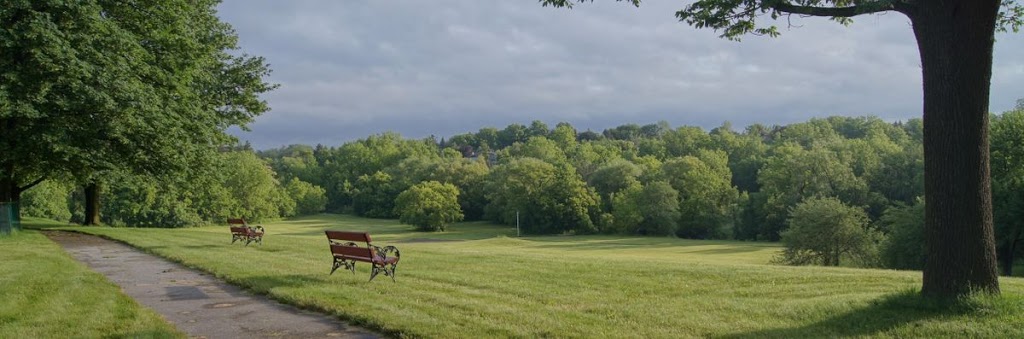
[325,230,401,282]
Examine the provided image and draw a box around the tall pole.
[516,210,520,237]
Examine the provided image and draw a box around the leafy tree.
[757,143,869,240]
[101,172,204,227]
[610,182,643,234]
[710,123,767,193]
[429,158,490,221]
[528,120,551,138]
[285,178,327,216]
[589,159,642,210]
[395,181,463,231]
[506,137,569,165]
[576,130,603,142]
[635,181,681,236]
[352,171,400,218]
[497,123,529,148]
[991,109,1024,275]
[485,158,598,234]
[640,121,671,138]
[661,151,739,239]
[603,124,643,140]
[543,0,1023,298]
[550,122,579,151]
[20,180,72,222]
[779,197,881,267]
[662,126,712,158]
[879,200,926,270]
[219,151,293,222]
[0,0,275,227]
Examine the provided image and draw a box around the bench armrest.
[371,245,401,262]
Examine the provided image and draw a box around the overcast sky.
[217,0,1024,150]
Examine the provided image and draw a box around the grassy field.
[32,214,1024,338]
[0,219,183,338]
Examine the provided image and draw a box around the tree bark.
[910,0,1001,298]
[83,183,101,226]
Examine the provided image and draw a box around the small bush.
[395,181,463,231]
[779,197,882,266]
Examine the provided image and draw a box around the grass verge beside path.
[1,220,183,338]
[49,214,1024,338]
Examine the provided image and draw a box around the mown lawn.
[42,214,1024,338]
[0,219,183,339]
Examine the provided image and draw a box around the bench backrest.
[325,231,376,261]
[325,230,372,244]
[330,244,374,261]
[227,218,247,226]
[229,226,249,234]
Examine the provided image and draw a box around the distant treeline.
[21,112,1024,273]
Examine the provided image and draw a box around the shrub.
[779,197,882,266]
[395,181,463,231]
[878,199,926,270]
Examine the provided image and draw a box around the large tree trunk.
[83,183,101,226]
[911,0,1001,298]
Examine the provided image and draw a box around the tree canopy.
[0,0,275,218]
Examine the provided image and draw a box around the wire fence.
[0,201,20,235]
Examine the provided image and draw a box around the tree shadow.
[718,290,977,338]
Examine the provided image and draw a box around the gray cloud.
[217,1,1024,149]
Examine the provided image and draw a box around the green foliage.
[662,151,740,239]
[395,181,463,231]
[878,200,926,270]
[0,0,274,208]
[102,173,204,227]
[992,109,1024,274]
[635,181,682,236]
[779,197,881,267]
[610,183,643,234]
[352,171,400,218]
[285,178,327,216]
[757,143,869,240]
[589,159,642,210]
[219,151,293,221]
[19,180,72,222]
[485,158,599,234]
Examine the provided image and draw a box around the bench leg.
[331,258,356,275]
[369,263,397,282]
[231,235,239,244]
[330,258,342,275]
[369,265,381,282]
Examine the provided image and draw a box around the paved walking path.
[45,231,379,339]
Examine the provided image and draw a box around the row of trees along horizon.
[20,111,1024,275]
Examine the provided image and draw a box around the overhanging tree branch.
[16,177,47,194]
[772,0,907,17]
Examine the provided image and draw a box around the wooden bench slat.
[325,230,371,243]
[330,244,373,261]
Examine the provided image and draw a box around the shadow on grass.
[526,237,778,253]
[718,290,979,338]
[688,246,770,255]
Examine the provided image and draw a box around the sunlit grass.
[42,214,1024,338]
[0,219,183,339]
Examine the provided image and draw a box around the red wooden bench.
[228,218,264,246]
[325,230,400,282]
